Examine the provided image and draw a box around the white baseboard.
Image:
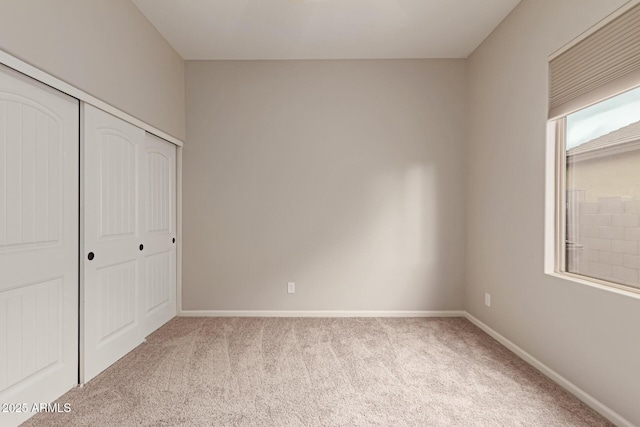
[179,310,465,318]
[464,312,633,427]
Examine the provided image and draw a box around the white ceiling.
[131,0,521,60]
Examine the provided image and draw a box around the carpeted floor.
[22,317,611,426]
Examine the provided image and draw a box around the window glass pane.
[565,86,640,290]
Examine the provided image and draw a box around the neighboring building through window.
[564,87,640,290]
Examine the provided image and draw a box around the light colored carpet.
[23,317,611,426]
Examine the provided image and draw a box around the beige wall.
[0,0,185,140]
[184,60,467,311]
[466,0,640,425]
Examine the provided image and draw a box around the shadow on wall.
[182,60,466,311]
[280,164,444,309]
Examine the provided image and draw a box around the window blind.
[549,3,640,119]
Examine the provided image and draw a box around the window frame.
[545,94,640,298]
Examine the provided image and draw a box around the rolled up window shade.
[549,3,640,119]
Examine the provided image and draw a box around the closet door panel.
[0,65,79,427]
[141,133,176,337]
[83,104,145,383]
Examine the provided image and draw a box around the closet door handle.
[139,244,144,251]
[88,252,95,261]
[172,238,175,244]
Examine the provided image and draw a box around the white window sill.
[545,271,640,301]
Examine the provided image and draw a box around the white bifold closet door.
[83,105,176,383]
[0,65,79,426]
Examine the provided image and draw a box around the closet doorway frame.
[0,49,185,385]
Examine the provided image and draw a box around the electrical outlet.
[485,293,491,307]
[287,282,295,294]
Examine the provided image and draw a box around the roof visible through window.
[566,86,640,149]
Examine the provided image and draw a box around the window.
[563,87,640,291]
[547,3,640,294]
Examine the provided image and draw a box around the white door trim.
[0,49,184,148]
